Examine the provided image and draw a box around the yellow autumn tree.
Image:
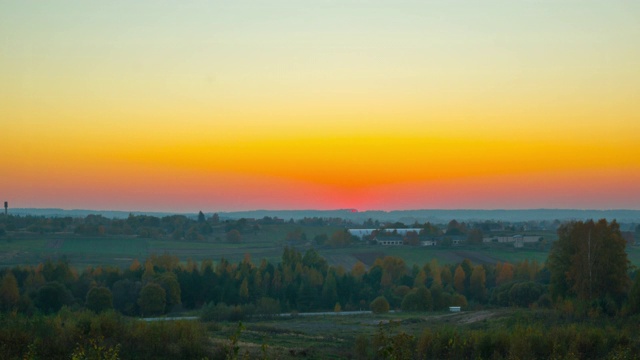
[496,262,515,286]
[352,261,367,280]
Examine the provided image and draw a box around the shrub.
[370,296,390,314]
[201,302,231,322]
[86,287,113,313]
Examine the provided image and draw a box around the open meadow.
[1,233,542,270]
[1,226,639,270]
[205,307,640,359]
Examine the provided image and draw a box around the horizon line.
[7,207,640,214]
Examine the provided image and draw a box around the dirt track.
[373,309,507,326]
[426,310,501,324]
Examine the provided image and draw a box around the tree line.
[1,219,638,319]
[0,212,357,240]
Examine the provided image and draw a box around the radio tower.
[4,201,7,215]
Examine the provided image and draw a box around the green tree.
[508,281,544,308]
[470,265,487,302]
[138,283,166,316]
[302,249,328,273]
[625,273,640,315]
[35,281,74,314]
[548,219,629,302]
[255,297,280,317]
[313,233,328,245]
[239,278,249,302]
[296,280,318,312]
[226,229,242,243]
[328,229,353,247]
[403,231,420,246]
[429,259,442,286]
[466,229,483,244]
[453,265,466,294]
[86,286,113,313]
[112,279,141,316]
[0,271,20,312]
[370,296,390,314]
[354,334,370,360]
[441,266,453,287]
[401,287,432,312]
[154,272,181,311]
[321,272,338,309]
[211,213,220,224]
[429,282,447,310]
[446,220,465,236]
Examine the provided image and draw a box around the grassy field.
[1,228,638,270]
[207,308,521,359]
[0,224,338,268]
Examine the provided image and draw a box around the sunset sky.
[2,1,639,212]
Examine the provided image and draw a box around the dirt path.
[427,310,500,324]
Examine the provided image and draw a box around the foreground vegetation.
[2,308,640,359]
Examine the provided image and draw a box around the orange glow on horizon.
[2,2,639,211]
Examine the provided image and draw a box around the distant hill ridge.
[8,208,640,223]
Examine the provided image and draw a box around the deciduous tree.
[328,229,353,247]
[86,286,113,313]
[548,219,629,302]
[226,229,242,243]
[470,265,487,302]
[34,281,73,314]
[138,283,166,316]
[370,296,390,314]
[454,265,466,294]
[351,261,366,281]
[496,262,515,286]
[0,271,19,312]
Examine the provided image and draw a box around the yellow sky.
[1,1,639,211]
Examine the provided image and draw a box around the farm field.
[209,308,637,359]
[207,309,514,359]
[1,227,638,269]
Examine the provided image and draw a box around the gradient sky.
[1,1,639,212]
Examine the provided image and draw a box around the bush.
[34,282,74,314]
[509,282,544,308]
[201,302,231,322]
[353,334,370,360]
[137,283,166,317]
[370,296,390,314]
[255,297,280,317]
[86,286,113,313]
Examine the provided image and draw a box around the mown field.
[206,309,515,359]
[205,307,640,359]
[1,226,639,270]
